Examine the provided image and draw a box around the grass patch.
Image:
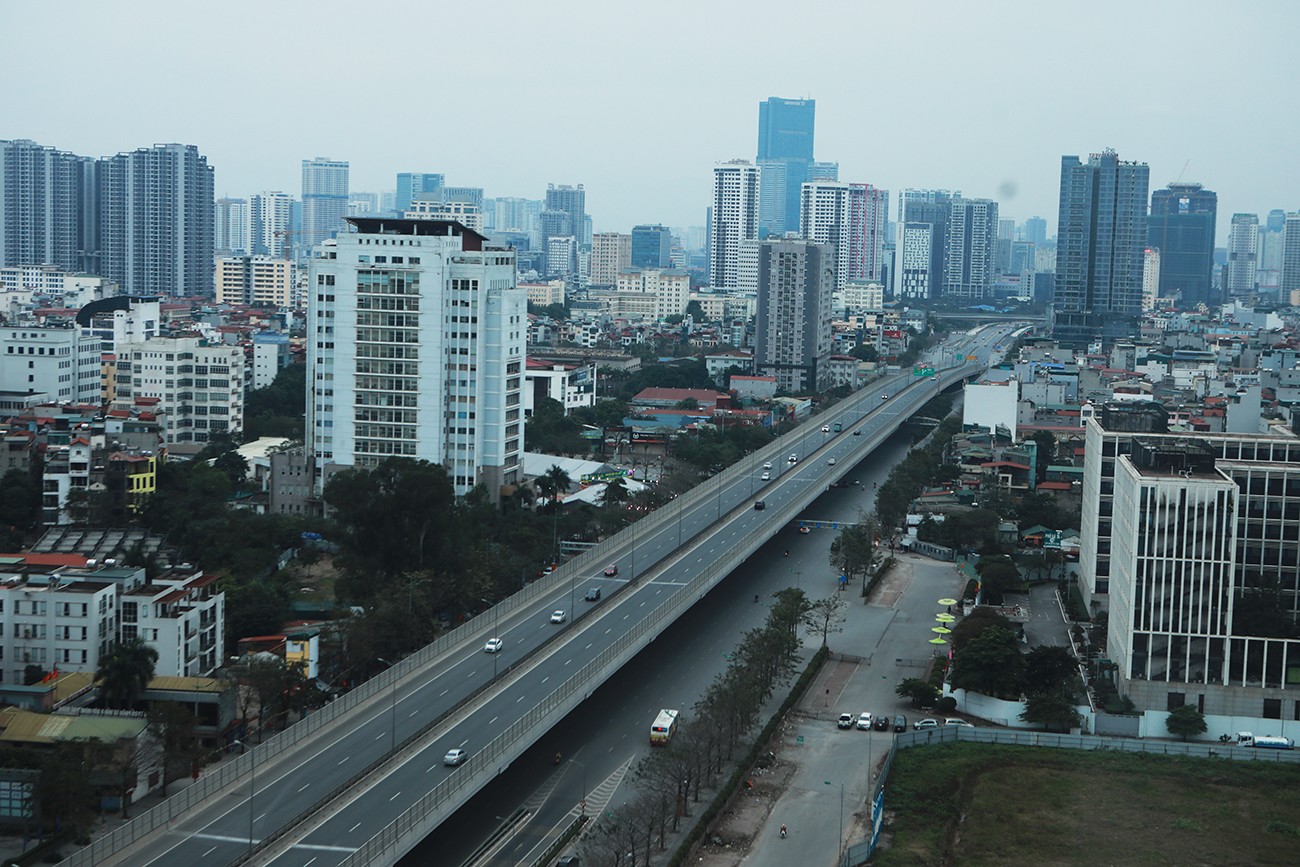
[875,743,1300,866]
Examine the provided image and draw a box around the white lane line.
[203,846,217,857]
[297,783,310,793]
[349,822,361,833]
[389,791,402,802]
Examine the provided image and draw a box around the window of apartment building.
[1263,698,1282,719]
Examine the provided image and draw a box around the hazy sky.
[3,1,1296,237]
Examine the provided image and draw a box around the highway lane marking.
[304,859,318,866]
[203,846,217,856]
[338,757,347,765]
[389,791,402,801]
[256,812,267,821]
[440,688,449,696]
[374,732,384,740]
[297,783,310,792]
[489,716,498,725]
[541,676,549,684]
[517,695,525,702]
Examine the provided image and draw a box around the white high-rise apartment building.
[799,181,889,289]
[114,336,245,444]
[307,217,526,499]
[710,160,760,289]
[215,256,293,307]
[1141,247,1161,311]
[1280,213,1300,296]
[1225,213,1258,298]
[0,326,102,403]
[405,199,483,232]
[249,191,294,258]
[615,267,691,320]
[589,233,631,287]
[215,198,249,254]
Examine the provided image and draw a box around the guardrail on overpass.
[78,358,984,867]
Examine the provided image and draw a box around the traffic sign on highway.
[913,366,935,377]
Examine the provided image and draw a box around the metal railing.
[75,361,980,867]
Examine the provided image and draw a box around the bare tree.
[802,594,848,648]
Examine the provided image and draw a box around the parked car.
[893,715,907,732]
[483,637,504,653]
[837,713,855,730]
[914,718,939,730]
[550,610,567,624]
[754,500,766,510]
[873,714,890,731]
[603,564,619,576]
[944,718,975,728]
[856,712,873,730]
[443,748,468,766]
[584,587,601,602]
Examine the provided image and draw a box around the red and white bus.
[649,709,679,746]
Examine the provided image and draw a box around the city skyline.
[3,1,1295,237]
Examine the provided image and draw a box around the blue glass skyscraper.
[757,97,815,235]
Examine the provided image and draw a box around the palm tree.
[97,638,159,709]
[532,476,556,507]
[543,465,572,508]
[601,476,631,508]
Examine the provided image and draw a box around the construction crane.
[272,228,302,261]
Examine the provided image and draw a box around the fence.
[76,361,980,867]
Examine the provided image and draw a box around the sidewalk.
[693,551,968,866]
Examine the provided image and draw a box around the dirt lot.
[691,758,797,865]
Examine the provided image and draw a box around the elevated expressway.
[87,330,1007,867]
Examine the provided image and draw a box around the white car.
[788,454,798,464]
[762,461,772,470]
[443,748,468,766]
[944,717,975,728]
[484,637,504,653]
[857,712,873,730]
[760,471,771,481]
[837,713,855,729]
[550,610,566,624]
[821,425,830,433]
[827,458,836,466]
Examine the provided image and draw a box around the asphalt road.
[403,428,919,866]
[134,328,1009,867]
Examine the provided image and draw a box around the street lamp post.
[377,657,398,751]
[479,598,500,679]
[824,779,844,858]
[235,739,255,853]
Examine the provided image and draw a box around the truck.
[1235,732,1295,750]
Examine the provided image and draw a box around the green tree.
[601,476,631,508]
[1020,691,1082,732]
[146,701,205,796]
[950,607,1014,651]
[850,343,879,362]
[896,677,938,708]
[976,555,1022,604]
[949,625,1023,698]
[96,638,159,709]
[324,458,456,581]
[1023,645,1078,697]
[1031,430,1057,483]
[684,299,705,321]
[543,464,573,507]
[525,397,588,454]
[0,468,40,541]
[1166,705,1208,741]
[224,579,292,644]
[243,363,306,441]
[211,450,250,490]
